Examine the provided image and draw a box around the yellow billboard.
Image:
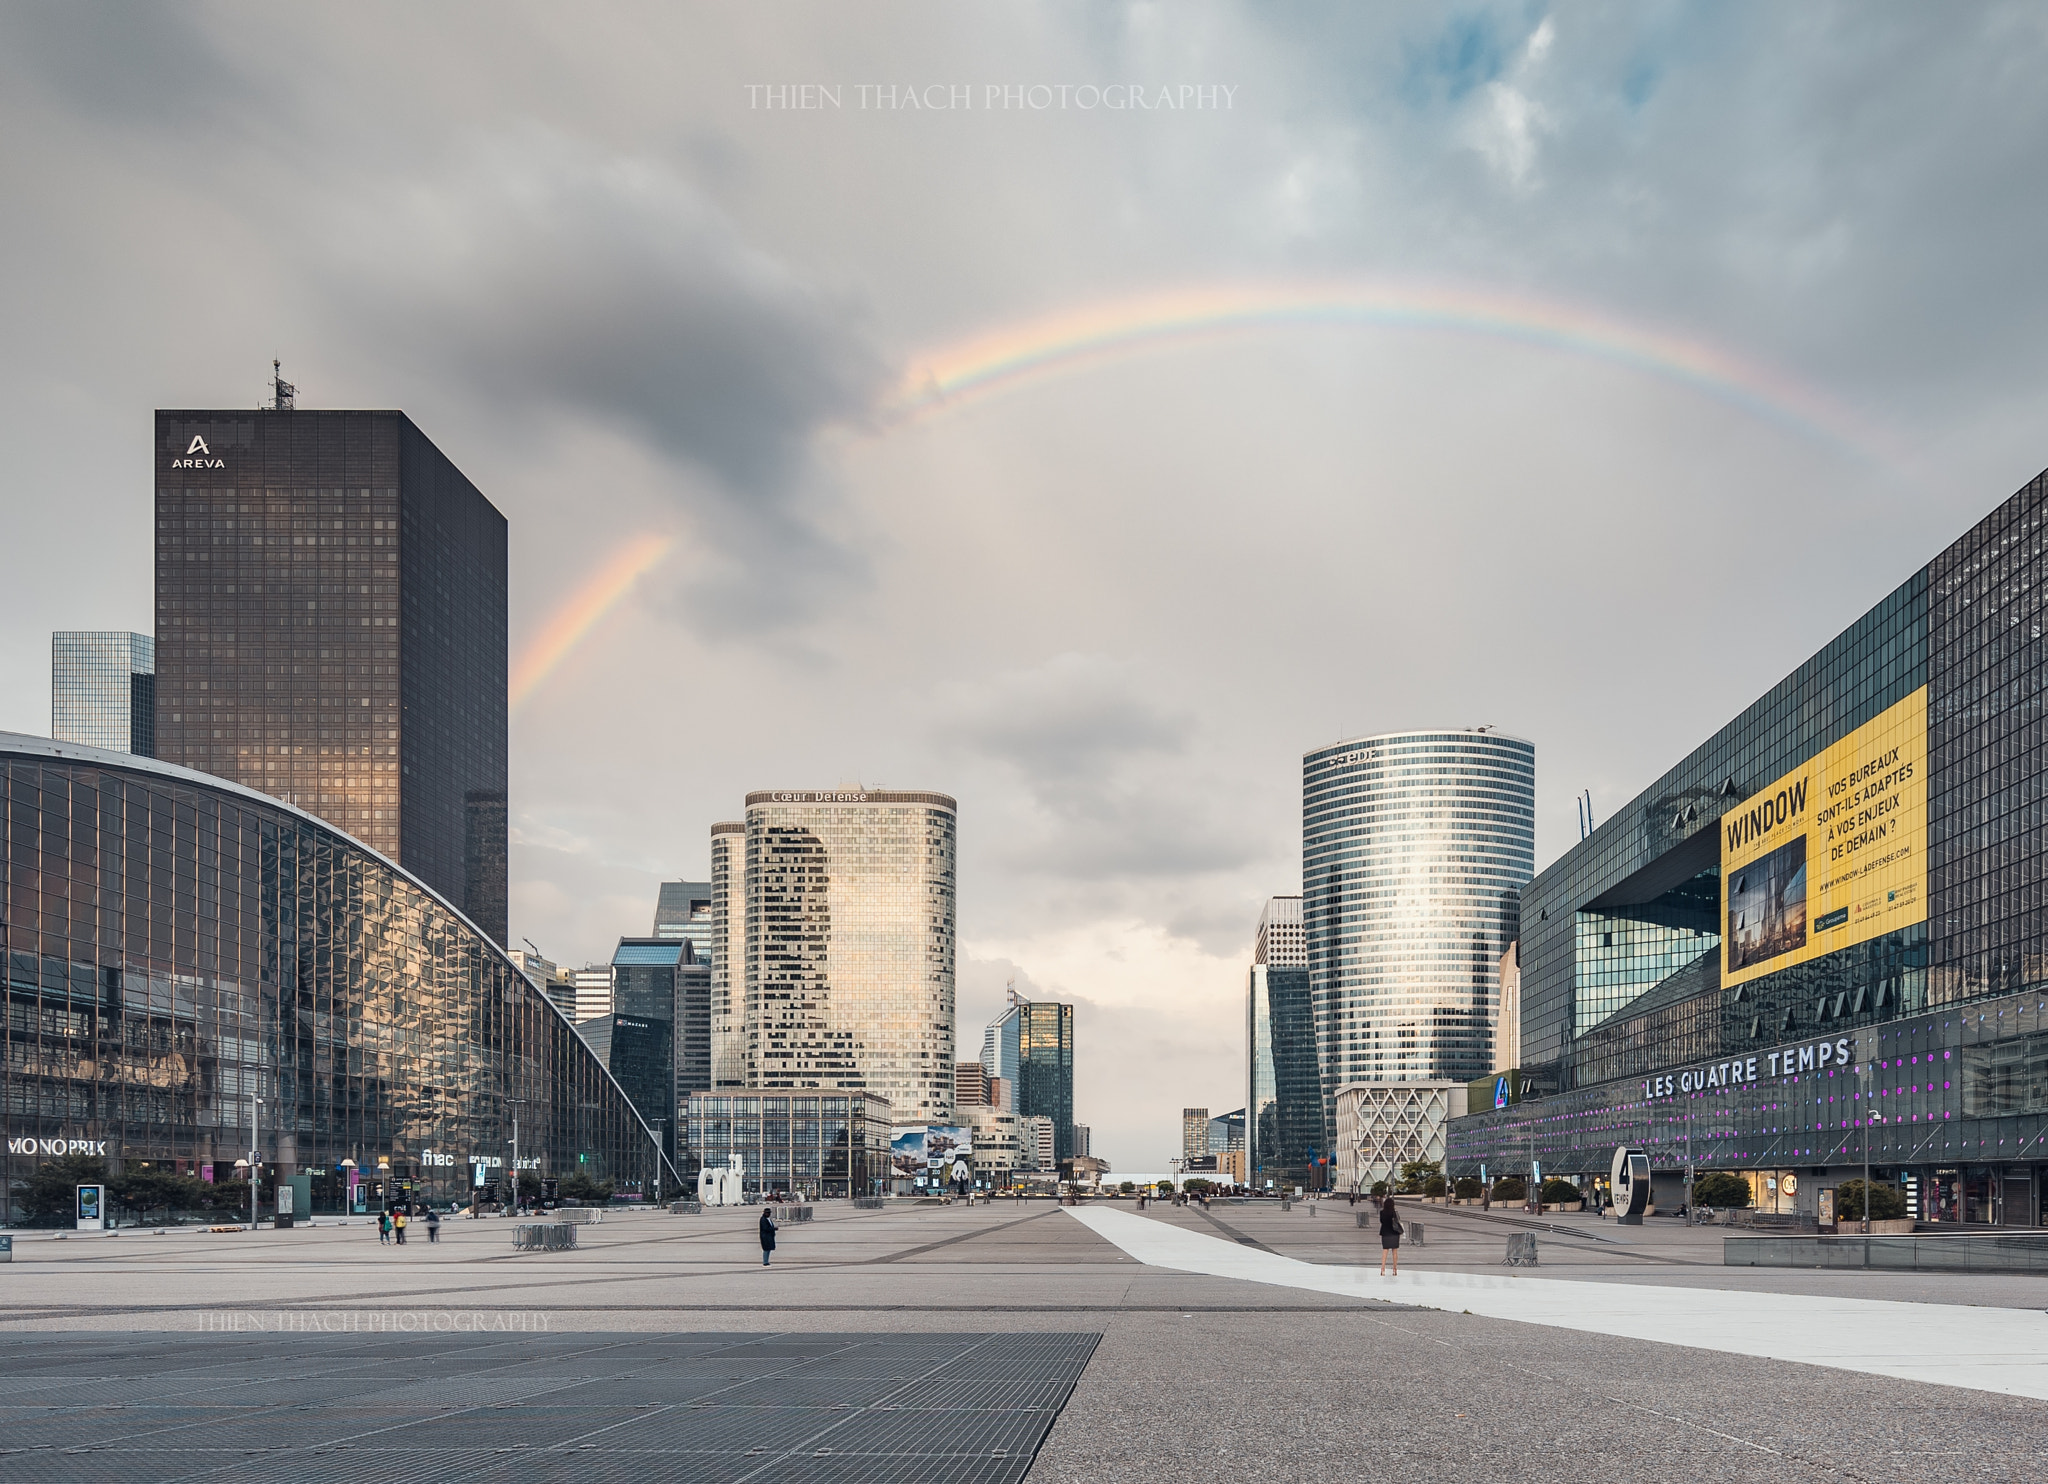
[1722,686,1926,988]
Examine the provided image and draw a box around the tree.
[202,1177,252,1215]
[1692,1172,1752,1209]
[21,1153,108,1225]
[1539,1178,1581,1206]
[559,1170,615,1204]
[1835,1179,1907,1221]
[1184,1179,1214,1196]
[1118,1181,1135,1194]
[114,1168,206,1224]
[1397,1159,1441,1194]
[1453,1177,1484,1200]
[1491,1177,1527,1202]
[1369,1180,1389,1197]
[1423,1174,1448,1197]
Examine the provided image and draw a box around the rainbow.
[509,532,675,710]
[880,279,1905,469]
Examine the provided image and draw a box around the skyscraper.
[742,789,957,1118]
[1248,893,1319,1191]
[608,938,693,1164]
[1302,729,1534,1136]
[52,632,155,755]
[152,405,508,942]
[654,879,713,959]
[709,821,746,1089]
[983,989,1075,1160]
[1181,1107,1210,1161]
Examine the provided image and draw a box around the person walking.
[758,1207,777,1267]
[425,1206,441,1244]
[377,1210,391,1245]
[1379,1192,1403,1277]
[393,1207,408,1245]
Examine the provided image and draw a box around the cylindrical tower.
[1302,729,1535,1138]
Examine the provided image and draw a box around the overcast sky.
[4,3,2047,1170]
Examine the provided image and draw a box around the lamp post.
[649,1117,667,1207]
[507,1098,527,1216]
[241,1095,263,1230]
[339,1157,357,1220]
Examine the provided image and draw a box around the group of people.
[375,1204,442,1245]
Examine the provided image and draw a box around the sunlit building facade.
[684,1090,892,1199]
[709,821,745,1090]
[743,790,957,1119]
[0,734,672,1218]
[1303,729,1536,1141]
[983,990,1074,1159]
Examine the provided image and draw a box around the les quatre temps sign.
[1722,686,1928,989]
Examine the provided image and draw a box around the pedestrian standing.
[394,1207,408,1245]
[378,1210,391,1245]
[758,1208,777,1267]
[1379,1193,1403,1277]
[425,1206,441,1244]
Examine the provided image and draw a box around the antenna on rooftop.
[271,359,297,411]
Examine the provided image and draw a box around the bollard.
[1356,1212,1371,1230]
[1503,1232,1538,1267]
[1408,1221,1424,1247]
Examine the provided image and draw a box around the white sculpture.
[698,1155,747,1206]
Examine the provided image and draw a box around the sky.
[4,3,2048,1171]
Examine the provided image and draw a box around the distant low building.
[962,1103,1021,1184]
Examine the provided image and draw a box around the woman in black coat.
[1378,1193,1402,1276]
[759,1208,777,1266]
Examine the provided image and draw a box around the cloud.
[938,653,1257,882]
[1464,16,1557,190]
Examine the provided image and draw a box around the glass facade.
[1453,466,2048,1224]
[709,822,745,1089]
[1248,896,1320,1190]
[684,1090,892,1198]
[1302,729,1537,1138]
[983,993,1075,1160]
[653,879,712,958]
[743,791,957,1119]
[0,735,672,1218]
[51,632,155,757]
[152,409,508,945]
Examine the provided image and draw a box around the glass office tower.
[1303,729,1536,1139]
[152,408,508,944]
[0,733,671,1216]
[653,880,712,958]
[52,632,155,756]
[1248,894,1319,1190]
[606,939,688,1164]
[983,990,1075,1161]
[743,790,957,1119]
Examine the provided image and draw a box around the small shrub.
[1539,1178,1581,1205]
[1453,1177,1483,1200]
[1423,1175,1448,1197]
[1834,1179,1907,1221]
[1118,1181,1135,1194]
[1491,1177,1527,1202]
[1369,1180,1389,1197]
[1692,1171,1752,1209]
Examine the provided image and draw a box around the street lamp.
[649,1118,667,1208]
[241,1095,263,1231]
[506,1098,527,1216]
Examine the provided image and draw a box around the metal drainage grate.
[0,1331,1101,1484]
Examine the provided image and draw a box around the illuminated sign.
[1723,688,1926,988]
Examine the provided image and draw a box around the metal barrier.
[512,1224,579,1252]
[1503,1233,1538,1266]
[557,1207,605,1225]
[668,1200,702,1215]
[851,1196,886,1210]
[768,1205,814,1223]
[1725,1232,2048,1273]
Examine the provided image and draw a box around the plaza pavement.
[2,1198,2045,1481]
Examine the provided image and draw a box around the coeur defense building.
[1451,463,2048,1226]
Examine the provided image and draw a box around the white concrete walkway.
[1066,1205,2048,1400]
